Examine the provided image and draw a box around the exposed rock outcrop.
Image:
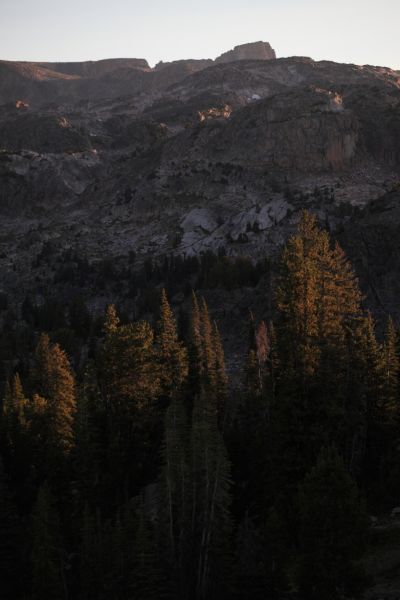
[215,41,276,63]
[0,48,400,325]
[38,58,150,77]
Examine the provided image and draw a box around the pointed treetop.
[104,304,120,336]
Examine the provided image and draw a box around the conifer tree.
[243,317,271,400]
[187,292,204,405]
[372,317,400,503]
[191,387,233,600]
[31,483,66,600]
[234,510,288,600]
[0,458,23,600]
[99,306,162,497]
[130,504,167,600]
[79,505,102,600]
[157,289,188,399]
[297,447,368,600]
[272,211,364,497]
[103,303,120,335]
[32,334,77,454]
[237,319,274,518]
[158,391,190,598]
[345,313,381,481]
[381,316,399,423]
[243,313,261,398]
[276,211,362,392]
[74,363,104,506]
[1,374,34,513]
[266,321,279,408]
[234,515,269,600]
[100,313,160,412]
[3,373,28,428]
[276,211,324,385]
[212,322,228,428]
[200,298,216,386]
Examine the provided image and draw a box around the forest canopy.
[0,211,399,600]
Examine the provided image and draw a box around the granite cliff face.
[0,44,399,321]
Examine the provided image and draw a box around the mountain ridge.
[0,43,399,324]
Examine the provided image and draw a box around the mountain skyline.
[1,0,399,69]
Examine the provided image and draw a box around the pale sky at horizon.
[0,0,399,69]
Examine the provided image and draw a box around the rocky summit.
[0,42,399,322]
[215,40,276,62]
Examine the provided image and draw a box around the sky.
[0,0,399,69]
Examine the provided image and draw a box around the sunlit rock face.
[0,46,400,316]
[215,41,277,63]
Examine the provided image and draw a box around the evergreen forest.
[1,212,399,600]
